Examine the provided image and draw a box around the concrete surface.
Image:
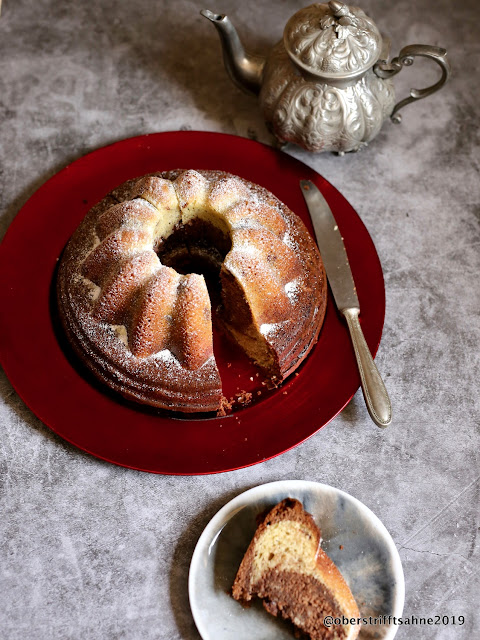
[0,0,478,638]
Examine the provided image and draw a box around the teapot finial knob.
[285,3,383,77]
[328,1,348,18]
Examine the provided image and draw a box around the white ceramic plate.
[189,480,405,640]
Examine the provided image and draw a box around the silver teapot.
[201,1,450,154]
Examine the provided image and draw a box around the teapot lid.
[284,1,383,79]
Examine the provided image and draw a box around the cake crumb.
[235,391,253,406]
[217,396,233,416]
[266,376,281,390]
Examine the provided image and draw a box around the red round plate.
[0,132,385,474]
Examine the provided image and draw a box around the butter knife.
[300,180,392,428]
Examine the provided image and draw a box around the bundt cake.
[57,170,327,413]
[232,498,360,640]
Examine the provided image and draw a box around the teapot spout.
[201,10,265,95]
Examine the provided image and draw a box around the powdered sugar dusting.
[153,349,179,365]
[80,276,101,301]
[151,349,216,372]
[260,322,280,337]
[208,176,249,214]
[283,229,298,251]
[57,169,326,412]
[112,324,129,346]
[285,279,301,303]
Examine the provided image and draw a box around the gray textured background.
[0,0,479,638]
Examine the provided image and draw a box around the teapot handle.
[373,44,451,123]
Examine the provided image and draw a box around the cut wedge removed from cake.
[232,498,360,640]
[57,170,327,413]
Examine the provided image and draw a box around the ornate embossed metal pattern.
[260,43,395,153]
[202,0,451,154]
[284,2,382,78]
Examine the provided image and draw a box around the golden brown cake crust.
[57,189,222,413]
[57,170,327,413]
[232,498,360,640]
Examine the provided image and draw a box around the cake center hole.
[156,219,232,302]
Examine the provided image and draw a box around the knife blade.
[300,180,392,428]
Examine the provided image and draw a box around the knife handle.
[343,308,392,428]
